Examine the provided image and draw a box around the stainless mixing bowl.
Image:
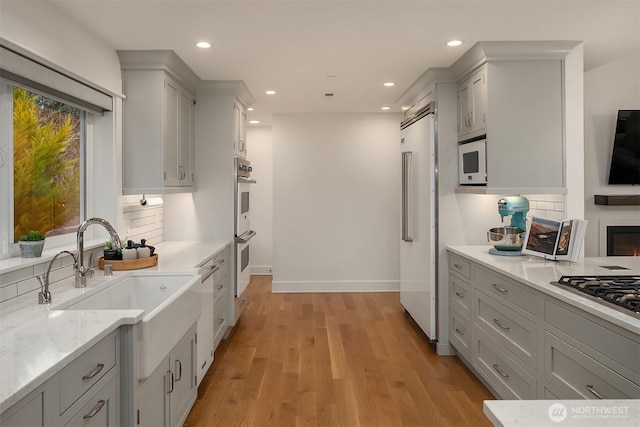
[487,226,526,251]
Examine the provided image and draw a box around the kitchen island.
[0,240,229,424]
[446,246,639,401]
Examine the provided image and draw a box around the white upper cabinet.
[233,101,248,158]
[452,41,583,194]
[118,50,198,194]
[457,65,487,142]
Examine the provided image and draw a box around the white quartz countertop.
[0,240,230,413]
[447,246,640,335]
[484,399,640,426]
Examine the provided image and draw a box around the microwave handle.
[402,151,413,242]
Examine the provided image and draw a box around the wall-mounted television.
[607,110,640,185]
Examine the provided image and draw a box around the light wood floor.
[185,276,494,427]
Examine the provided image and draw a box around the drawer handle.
[492,364,509,378]
[82,363,105,380]
[455,328,464,336]
[217,318,225,325]
[175,359,182,381]
[493,318,510,331]
[586,384,604,399]
[168,371,175,394]
[455,291,465,298]
[239,299,246,306]
[216,284,224,290]
[83,400,105,419]
[454,263,464,270]
[492,283,508,293]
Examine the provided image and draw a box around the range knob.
[248,166,253,172]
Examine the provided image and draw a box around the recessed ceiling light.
[196,41,211,49]
[381,107,390,110]
[446,40,463,47]
[247,107,254,111]
[383,82,395,87]
[249,120,260,124]
[265,90,276,95]
[401,106,410,111]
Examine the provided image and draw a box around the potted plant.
[18,230,45,258]
[103,240,122,260]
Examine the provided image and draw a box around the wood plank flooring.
[184,276,494,427]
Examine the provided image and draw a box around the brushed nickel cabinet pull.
[492,283,508,293]
[83,400,105,419]
[175,359,182,381]
[454,264,463,270]
[492,364,509,378]
[493,318,510,331]
[82,363,104,380]
[586,384,604,399]
[455,291,465,298]
[168,371,175,394]
[216,284,224,290]
[455,328,464,336]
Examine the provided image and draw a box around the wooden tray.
[98,254,158,271]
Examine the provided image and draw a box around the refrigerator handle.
[402,151,413,242]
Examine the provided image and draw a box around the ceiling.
[44,0,640,125]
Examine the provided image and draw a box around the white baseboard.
[251,265,273,275]
[271,280,399,293]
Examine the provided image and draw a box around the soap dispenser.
[122,240,138,260]
[137,239,151,259]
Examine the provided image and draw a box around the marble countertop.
[447,246,640,335]
[0,240,230,414]
[484,399,640,426]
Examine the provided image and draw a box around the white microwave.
[458,139,487,185]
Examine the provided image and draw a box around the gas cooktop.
[550,275,640,319]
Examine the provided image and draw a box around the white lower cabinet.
[544,331,640,399]
[446,249,640,401]
[195,245,230,385]
[474,326,537,399]
[64,377,117,427]
[137,324,197,427]
[0,331,119,427]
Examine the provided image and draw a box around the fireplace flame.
[634,249,639,257]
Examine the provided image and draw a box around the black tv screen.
[608,110,640,185]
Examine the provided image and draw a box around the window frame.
[0,77,89,258]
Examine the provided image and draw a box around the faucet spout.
[76,217,122,288]
[37,250,77,304]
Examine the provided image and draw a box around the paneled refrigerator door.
[400,111,437,341]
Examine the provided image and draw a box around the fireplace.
[607,226,640,256]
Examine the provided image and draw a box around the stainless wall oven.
[235,157,256,301]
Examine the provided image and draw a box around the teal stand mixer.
[487,196,530,256]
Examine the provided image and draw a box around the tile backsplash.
[523,193,566,221]
[0,195,164,305]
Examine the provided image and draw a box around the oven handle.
[236,230,257,244]
[237,177,257,184]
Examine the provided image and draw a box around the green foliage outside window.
[13,87,81,241]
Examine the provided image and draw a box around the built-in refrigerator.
[400,102,437,341]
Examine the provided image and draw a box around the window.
[1,80,87,256]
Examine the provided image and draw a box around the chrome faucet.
[36,250,77,304]
[76,217,122,288]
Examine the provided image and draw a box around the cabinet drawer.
[475,267,537,316]
[213,297,229,350]
[474,327,536,400]
[475,289,536,369]
[545,300,640,376]
[64,376,117,427]
[449,274,472,317]
[213,273,228,305]
[544,332,640,399]
[449,310,471,360]
[58,333,117,415]
[449,254,472,280]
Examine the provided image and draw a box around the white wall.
[0,1,122,96]
[247,126,273,275]
[583,51,640,256]
[272,113,402,292]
